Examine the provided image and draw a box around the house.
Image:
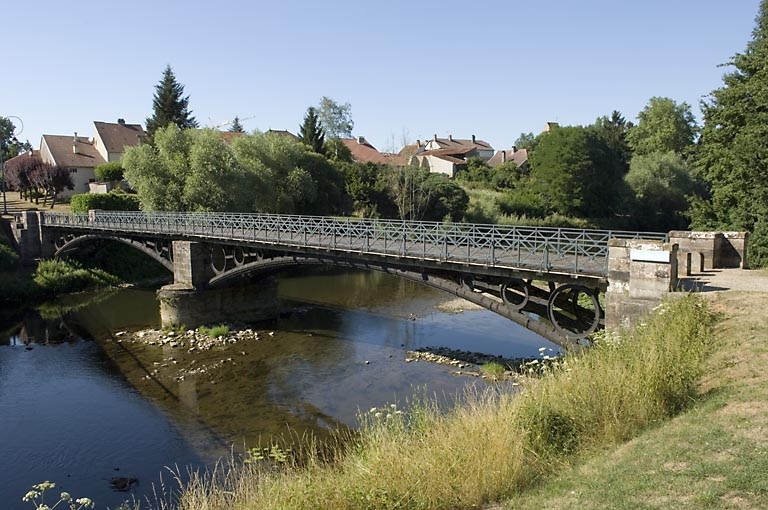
[422,134,494,161]
[410,148,470,178]
[39,120,145,198]
[405,134,495,178]
[487,146,529,172]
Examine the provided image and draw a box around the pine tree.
[693,0,768,265]
[228,116,245,133]
[299,107,326,155]
[145,65,198,142]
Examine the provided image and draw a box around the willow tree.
[693,0,768,266]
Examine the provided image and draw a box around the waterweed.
[22,481,95,510]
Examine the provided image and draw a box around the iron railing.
[41,211,668,277]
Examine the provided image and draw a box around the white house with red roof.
[39,120,145,197]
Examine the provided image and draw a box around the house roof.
[266,129,300,141]
[218,131,247,144]
[428,135,493,151]
[414,150,468,166]
[341,137,392,165]
[4,149,40,166]
[93,121,145,153]
[487,148,529,168]
[42,135,105,168]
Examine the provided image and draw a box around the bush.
[70,191,141,213]
[94,161,124,182]
[0,242,19,272]
[33,258,121,295]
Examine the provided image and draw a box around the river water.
[0,267,558,509]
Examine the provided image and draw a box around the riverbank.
[167,294,714,510]
[497,285,768,509]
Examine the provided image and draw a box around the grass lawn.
[1,195,71,215]
[499,291,768,510]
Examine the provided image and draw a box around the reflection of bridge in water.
[13,211,677,348]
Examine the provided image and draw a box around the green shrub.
[94,161,124,182]
[0,242,19,272]
[33,258,121,294]
[70,191,140,213]
[198,324,230,338]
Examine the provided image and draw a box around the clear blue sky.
[1,0,761,153]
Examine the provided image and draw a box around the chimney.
[117,118,125,125]
[416,139,421,147]
[472,134,476,143]
[501,150,507,163]
[73,132,78,154]
[357,136,366,145]
[434,134,438,141]
[448,134,453,142]
[511,145,518,154]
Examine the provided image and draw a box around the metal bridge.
[37,211,667,347]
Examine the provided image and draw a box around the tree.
[317,96,354,139]
[1,116,32,163]
[94,161,124,183]
[626,97,697,156]
[228,116,245,133]
[530,126,625,218]
[299,107,325,155]
[514,132,538,151]
[123,125,244,212]
[145,65,198,143]
[593,110,634,172]
[693,0,768,266]
[625,151,695,231]
[324,138,353,162]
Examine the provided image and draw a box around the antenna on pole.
[209,116,257,130]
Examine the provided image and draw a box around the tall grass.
[170,295,714,510]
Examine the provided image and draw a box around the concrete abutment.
[605,239,678,331]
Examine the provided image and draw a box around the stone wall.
[605,239,678,330]
[669,231,749,274]
[11,211,55,265]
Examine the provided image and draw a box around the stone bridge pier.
[157,241,278,329]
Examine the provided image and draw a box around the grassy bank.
[499,291,768,509]
[168,295,714,510]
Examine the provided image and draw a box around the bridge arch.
[52,233,174,272]
[205,248,603,349]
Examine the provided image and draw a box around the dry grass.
[500,290,768,510]
[1,195,71,215]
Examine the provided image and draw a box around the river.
[0,267,559,509]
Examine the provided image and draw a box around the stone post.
[167,240,212,290]
[12,211,55,265]
[605,239,678,331]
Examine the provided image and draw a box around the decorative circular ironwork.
[233,246,245,266]
[54,234,76,250]
[501,279,529,310]
[546,284,601,339]
[210,246,228,274]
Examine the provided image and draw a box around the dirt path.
[679,268,768,293]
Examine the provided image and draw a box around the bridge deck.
[42,211,667,279]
